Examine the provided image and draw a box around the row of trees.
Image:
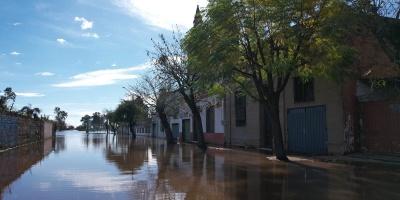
[0,86,69,130]
[78,96,148,137]
[128,0,399,160]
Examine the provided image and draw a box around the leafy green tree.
[104,109,116,134]
[80,114,92,133]
[114,97,147,138]
[185,0,356,160]
[40,114,50,121]
[148,31,208,149]
[0,87,16,111]
[91,112,104,132]
[19,104,41,119]
[54,107,68,131]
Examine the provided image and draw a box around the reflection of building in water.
[54,134,66,153]
[81,133,106,149]
[0,139,54,198]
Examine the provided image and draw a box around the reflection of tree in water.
[81,133,105,149]
[92,134,105,148]
[54,134,66,153]
[151,143,226,199]
[104,135,148,173]
[153,143,176,199]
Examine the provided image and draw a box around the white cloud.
[74,17,93,30]
[13,22,22,26]
[15,62,21,65]
[36,72,54,76]
[111,63,117,67]
[16,93,45,97]
[10,51,20,55]
[82,33,99,38]
[52,63,150,87]
[57,38,67,44]
[112,0,208,30]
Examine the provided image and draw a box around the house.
[225,28,400,155]
[152,6,400,155]
[151,94,225,146]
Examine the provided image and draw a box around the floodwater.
[1,131,399,200]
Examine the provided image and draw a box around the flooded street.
[1,130,400,200]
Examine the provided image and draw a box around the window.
[160,124,164,132]
[293,77,314,102]
[206,106,215,133]
[235,91,246,126]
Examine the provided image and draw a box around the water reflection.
[0,137,53,199]
[1,131,400,200]
[54,133,65,154]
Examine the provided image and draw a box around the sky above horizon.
[0,0,207,127]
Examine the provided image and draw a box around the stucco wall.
[225,92,262,148]
[43,121,54,139]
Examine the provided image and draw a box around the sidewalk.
[312,153,400,167]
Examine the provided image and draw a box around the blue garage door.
[288,105,327,155]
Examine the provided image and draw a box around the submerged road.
[1,130,399,200]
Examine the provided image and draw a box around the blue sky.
[0,0,207,127]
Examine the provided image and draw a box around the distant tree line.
[77,96,148,137]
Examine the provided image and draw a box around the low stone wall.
[0,112,54,150]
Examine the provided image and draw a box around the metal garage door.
[288,105,327,155]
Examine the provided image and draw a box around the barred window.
[206,106,215,133]
[235,91,246,126]
[294,77,314,102]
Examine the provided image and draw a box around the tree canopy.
[114,96,148,137]
[54,107,68,131]
[128,75,179,143]
[147,30,208,149]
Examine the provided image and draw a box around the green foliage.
[184,0,359,158]
[54,107,68,130]
[0,87,16,111]
[114,97,147,125]
[19,104,41,119]
[185,0,357,101]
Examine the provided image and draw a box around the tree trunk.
[129,123,136,139]
[105,122,109,135]
[159,112,176,144]
[110,124,116,135]
[265,94,289,161]
[192,108,207,149]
